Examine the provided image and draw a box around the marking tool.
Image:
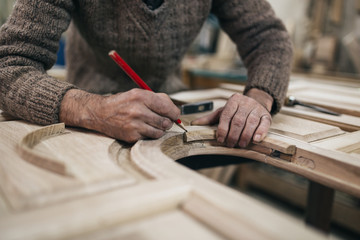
[109,50,187,132]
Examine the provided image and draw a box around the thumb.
[191,107,223,126]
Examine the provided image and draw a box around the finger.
[225,108,248,148]
[146,92,180,121]
[217,101,239,143]
[142,108,173,130]
[253,114,272,142]
[191,107,223,125]
[139,122,166,140]
[238,110,261,148]
[113,119,165,143]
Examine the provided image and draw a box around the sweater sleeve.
[211,0,293,114]
[0,0,77,125]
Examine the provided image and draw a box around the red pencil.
[108,50,187,132]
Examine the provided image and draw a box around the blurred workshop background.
[1,0,359,239]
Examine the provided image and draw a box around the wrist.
[245,88,273,113]
[59,89,103,129]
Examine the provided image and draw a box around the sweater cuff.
[28,77,78,125]
[243,63,290,115]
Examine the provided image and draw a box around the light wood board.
[271,113,344,142]
[287,80,360,117]
[312,131,360,157]
[0,121,135,210]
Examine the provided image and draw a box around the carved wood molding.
[17,123,71,177]
[131,126,360,197]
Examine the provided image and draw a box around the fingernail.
[254,134,261,142]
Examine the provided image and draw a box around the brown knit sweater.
[0,0,292,125]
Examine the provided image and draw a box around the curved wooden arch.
[17,123,71,177]
[131,126,360,197]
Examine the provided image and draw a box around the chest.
[71,0,212,51]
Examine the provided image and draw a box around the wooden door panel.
[0,121,135,211]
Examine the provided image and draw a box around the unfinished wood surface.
[0,121,135,210]
[18,123,69,176]
[130,134,325,240]
[182,193,271,240]
[287,81,360,117]
[312,131,360,157]
[0,180,191,240]
[184,127,296,155]
[0,117,352,238]
[183,126,217,142]
[134,125,360,197]
[281,105,360,132]
[271,113,344,142]
[74,209,224,240]
[170,88,235,103]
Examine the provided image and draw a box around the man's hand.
[191,88,273,148]
[59,88,180,143]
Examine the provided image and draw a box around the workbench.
[0,75,359,239]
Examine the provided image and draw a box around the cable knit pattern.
[0,0,292,125]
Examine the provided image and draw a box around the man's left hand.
[191,88,273,148]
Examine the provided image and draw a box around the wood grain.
[0,121,135,210]
[18,123,69,176]
[0,180,191,239]
[134,125,360,197]
[184,128,296,155]
[271,114,344,142]
[130,132,326,239]
[312,131,360,157]
[287,81,360,117]
[281,106,360,132]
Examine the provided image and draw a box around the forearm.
[212,0,293,113]
[0,0,75,124]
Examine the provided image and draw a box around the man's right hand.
[59,88,180,143]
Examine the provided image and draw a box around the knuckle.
[247,115,259,125]
[259,115,272,127]
[220,111,233,122]
[128,88,145,100]
[262,114,272,123]
[217,128,227,138]
[232,116,245,128]
[230,93,242,100]
[126,121,140,131]
[128,107,143,118]
[157,92,169,100]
